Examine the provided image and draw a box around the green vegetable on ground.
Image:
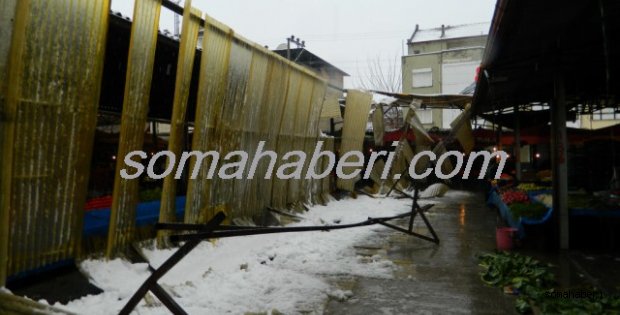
[479,252,620,314]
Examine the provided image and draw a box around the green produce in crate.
[517,183,546,192]
[510,202,548,220]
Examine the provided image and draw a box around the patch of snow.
[56,195,452,314]
[327,289,353,301]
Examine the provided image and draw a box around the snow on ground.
[55,192,471,314]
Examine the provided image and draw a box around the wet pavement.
[324,191,518,314]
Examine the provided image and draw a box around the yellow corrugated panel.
[0,0,110,280]
[321,137,335,200]
[372,106,385,146]
[320,87,342,119]
[271,69,303,209]
[304,79,327,204]
[0,0,18,286]
[254,58,290,215]
[107,0,162,257]
[286,75,314,205]
[337,90,373,191]
[158,1,201,245]
[236,50,268,219]
[209,39,253,221]
[450,105,474,154]
[184,14,328,223]
[184,15,232,224]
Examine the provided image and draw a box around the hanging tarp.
[0,0,110,280]
[107,0,162,257]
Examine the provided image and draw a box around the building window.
[592,108,620,120]
[412,68,432,88]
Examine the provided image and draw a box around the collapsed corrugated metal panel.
[271,69,303,209]
[0,0,110,279]
[337,90,373,191]
[304,82,327,204]
[320,87,342,119]
[372,105,385,146]
[158,1,201,244]
[1,0,333,273]
[184,16,232,224]
[184,15,328,223]
[107,0,162,257]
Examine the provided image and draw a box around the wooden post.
[551,74,569,250]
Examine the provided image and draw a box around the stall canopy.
[471,0,620,250]
[480,109,577,129]
[472,0,620,114]
[474,123,620,146]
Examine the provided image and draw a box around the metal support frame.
[385,177,440,244]
[121,201,440,313]
[119,213,226,315]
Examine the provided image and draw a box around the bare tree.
[356,55,402,93]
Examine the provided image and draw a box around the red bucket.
[496,227,518,251]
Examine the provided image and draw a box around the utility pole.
[286,35,305,60]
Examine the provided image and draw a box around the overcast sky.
[111,0,497,89]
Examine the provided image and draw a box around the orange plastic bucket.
[496,227,518,251]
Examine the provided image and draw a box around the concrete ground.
[324,191,518,314]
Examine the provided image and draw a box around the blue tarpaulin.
[83,196,186,236]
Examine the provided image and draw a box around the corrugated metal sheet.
[271,70,303,209]
[107,0,162,257]
[450,105,474,154]
[337,90,373,191]
[158,1,201,244]
[1,0,332,269]
[185,15,328,224]
[0,0,18,286]
[320,87,342,119]
[0,0,110,279]
[184,16,232,224]
[372,106,385,146]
